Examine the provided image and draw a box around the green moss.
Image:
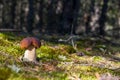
[92,56,103,62]
[39,71,68,80]
[0,33,120,80]
[57,60,120,78]
[0,67,12,80]
[37,46,56,60]
[37,45,75,61]
[0,39,13,46]
[80,74,96,80]
[58,45,76,54]
[0,32,24,42]
[0,45,23,57]
[0,67,38,80]
[0,33,15,40]
[8,74,38,80]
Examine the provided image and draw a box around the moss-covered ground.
[0,32,120,80]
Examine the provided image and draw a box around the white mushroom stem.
[23,46,37,62]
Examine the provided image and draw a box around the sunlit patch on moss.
[80,74,96,80]
[37,46,57,60]
[92,56,104,62]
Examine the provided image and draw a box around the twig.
[0,29,21,32]
[58,35,79,51]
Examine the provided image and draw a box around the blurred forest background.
[0,0,120,38]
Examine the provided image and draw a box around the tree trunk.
[0,1,3,28]
[85,0,95,34]
[47,0,56,34]
[11,1,16,29]
[36,0,43,33]
[14,0,22,30]
[61,0,73,34]
[27,0,34,33]
[99,0,109,36]
[71,0,80,34]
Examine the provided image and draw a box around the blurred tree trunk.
[71,0,80,34]
[47,0,56,34]
[99,0,109,36]
[14,0,22,30]
[11,1,16,29]
[0,1,3,28]
[2,0,13,28]
[61,0,75,34]
[84,13,91,34]
[39,0,44,33]
[56,0,63,34]
[27,0,34,33]
[36,0,43,33]
[2,0,7,28]
[60,0,80,35]
[59,0,67,34]
[89,1,100,34]
[85,0,95,34]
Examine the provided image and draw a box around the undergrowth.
[0,32,120,80]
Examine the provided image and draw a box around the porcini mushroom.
[20,37,41,62]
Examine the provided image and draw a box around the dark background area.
[0,0,120,38]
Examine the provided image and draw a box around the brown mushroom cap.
[20,37,31,49]
[20,37,41,49]
[31,37,41,48]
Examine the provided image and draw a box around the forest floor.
[0,32,120,80]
